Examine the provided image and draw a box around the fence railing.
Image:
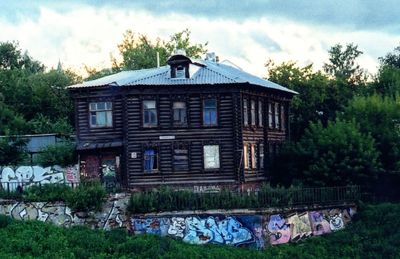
[128,185,361,213]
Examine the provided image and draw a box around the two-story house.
[67,52,297,190]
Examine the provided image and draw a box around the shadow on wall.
[131,207,356,249]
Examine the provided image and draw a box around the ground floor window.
[173,144,189,171]
[203,145,220,169]
[144,148,158,172]
[251,144,257,169]
[259,143,264,169]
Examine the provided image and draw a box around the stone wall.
[0,194,356,250]
[0,193,129,230]
[131,207,356,249]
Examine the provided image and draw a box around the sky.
[0,0,399,77]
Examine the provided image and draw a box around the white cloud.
[0,6,398,78]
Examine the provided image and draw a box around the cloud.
[0,3,398,78]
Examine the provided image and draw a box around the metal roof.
[68,59,298,94]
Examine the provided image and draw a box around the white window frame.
[203,145,220,169]
[89,101,112,128]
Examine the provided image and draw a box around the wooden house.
[67,52,297,190]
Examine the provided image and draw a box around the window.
[144,148,158,172]
[281,104,285,130]
[251,100,256,126]
[173,143,189,171]
[203,98,217,126]
[143,100,157,127]
[268,103,273,128]
[89,102,112,128]
[203,145,220,169]
[258,101,263,127]
[275,103,280,129]
[251,144,257,169]
[243,99,248,126]
[176,65,186,78]
[173,101,187,126]
[243,144,249,169]
[259,143,264,169]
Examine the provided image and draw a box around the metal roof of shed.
[68,59,297,94]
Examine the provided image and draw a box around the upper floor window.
[251,100,256,126]
[258,100,263,127]
[275,103,280,129]
[268,103,273,128]
[243,99,249,126]
[203,98,217,126]
[175,65,186,78]
[89,102,112,128]
[143,100,157,127]
[203,145,220,169]
[173,101,187,126]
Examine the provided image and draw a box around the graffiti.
[193,185,221,193]
[132,218,170,236]
[0,194,129,230]
[309,211,331,236]
[182,216,254,246]
[266,214,291,245]
[287,213,312,241]
[0,165,79,190]
[168,217,186,238]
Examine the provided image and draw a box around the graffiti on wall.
[131,207,356,249]
[0,193,129,230]
[0,165,79,190]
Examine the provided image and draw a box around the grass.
[0,202,398,258]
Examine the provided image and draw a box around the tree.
[379,44,400,69]
[341,94,400,171]
[323,43,366,85]
[116,29,207,70]
[273,119,381,187]
[0,136,27,165]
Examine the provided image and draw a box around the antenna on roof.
[156,52,160,68]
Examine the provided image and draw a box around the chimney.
[205,52,217,62]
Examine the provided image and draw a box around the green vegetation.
[273,119,380,187]
[0,203,397,258]
[0,182,107,212]
[35,140,76,167]
[127,185,359,214]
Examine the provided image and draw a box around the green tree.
[274,119,380,187]
[36,140,76,167]
[116,29,207,70]
[0,136,27,165]
[341,94,400,171]
[323,43,366,85]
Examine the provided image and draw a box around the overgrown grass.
[0,203,398,258]
[0,182,107,212]
[128,185,360,213]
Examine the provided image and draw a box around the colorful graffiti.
[131,207,356,249]
[0,165,79,190]
[0,193,129,230]
[266,214,291,245]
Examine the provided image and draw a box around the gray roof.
[68,60,297,94]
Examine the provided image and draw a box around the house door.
[101,155,120,190]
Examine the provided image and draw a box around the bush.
[36,140,76,167]
[65,181,107,212]
[0,215,12,228]
[23,184,71,202]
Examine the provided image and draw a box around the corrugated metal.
[68,60,298,94]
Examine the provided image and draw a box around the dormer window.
[175,65,186,78]
[167,50,191,79]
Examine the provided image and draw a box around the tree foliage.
[115,29,207,70]
[323,43,366,85]
[274,119,380,187]
[341,94,400,171]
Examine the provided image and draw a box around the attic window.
[175,65,185,78]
